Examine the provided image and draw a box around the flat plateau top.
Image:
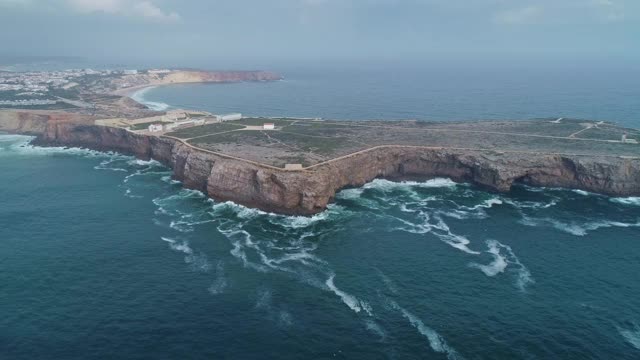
[165,118,640,168]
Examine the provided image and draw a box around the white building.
[148,69,172,74]
[123,70,138,75]
[148,124,164,132]
[263,123,275,130]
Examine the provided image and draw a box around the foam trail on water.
[377,269,399,295]
[469,240,508,276]
[618,323,640,350]
[131,86,170,111]
[520,216,640,236]
[388,300,461,360]
[469,240,534,291]
[364,319,387,340]
[161,237,211,272]
[208,261,228,295]
[326,275,373,316]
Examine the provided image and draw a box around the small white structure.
[148,69,172,74]
[284,164,303,170]
[148,124,163,132]
[123,69,138,75]
[263,123,275,130]
[193,119,205,126]
[218,113,242,122]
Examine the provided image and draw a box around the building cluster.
[145,112,243,133]
[0,69,121,106]
[0,99,57,106]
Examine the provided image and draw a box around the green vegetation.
[236,118,296,127]
[167,122,245,139]
[130,121,166,131]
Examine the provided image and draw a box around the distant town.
[0,68,173,109]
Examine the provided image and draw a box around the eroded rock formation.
[28,122,640,215]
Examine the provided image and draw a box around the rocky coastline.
[15,117,639,215]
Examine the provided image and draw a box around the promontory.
[1,69,639,215]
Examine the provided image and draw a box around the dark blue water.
[3,66,640,359]
[140,66,640,127]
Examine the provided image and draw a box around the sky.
[0,0,639,67]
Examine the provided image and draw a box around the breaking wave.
[611,197,640,207]
[130,86,170,111]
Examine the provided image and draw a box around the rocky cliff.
[32,122,640,215]
[0,110,94,135]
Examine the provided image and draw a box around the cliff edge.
[32,121,640,215]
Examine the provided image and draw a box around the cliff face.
[34,123,640,215]
[0,111,90,135]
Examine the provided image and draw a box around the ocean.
[2,66,640,359]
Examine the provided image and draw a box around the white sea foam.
[520,216,640,236]
[326,275,373,315]
[364,319,387,340]
[469,240,534,291]
[131,86,170,111]
[388,300,460,360]
[503,198,558,210]
[161,237,211,272]
[364,178,457,192]
[469,240,508,277]
[336,188,365,200]
[377,270,399,295]
[3,136,106,158]
[573,189,590,196]
[611,197,640,206]
[618,323,640,350]
[208,262,228,295]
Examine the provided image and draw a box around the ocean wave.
[326,274,373,315]
[502,198,558,210]
[618,323,640,350]
[363,178,457,192]
[1,135,108,158]
[611,197,640,207]
[388,299,460,359]
[130,86,171,111]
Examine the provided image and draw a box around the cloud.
[493,5,542,25]
[66,0,181,22]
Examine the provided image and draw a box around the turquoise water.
[2,133,640,359]
[3,66,640,359]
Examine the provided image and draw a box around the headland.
[1,69,639,215]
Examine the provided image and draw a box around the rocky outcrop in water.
[30,122,640,215]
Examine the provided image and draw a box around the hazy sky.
[1,0,639,67]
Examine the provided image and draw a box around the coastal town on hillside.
[0,68,175,108]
